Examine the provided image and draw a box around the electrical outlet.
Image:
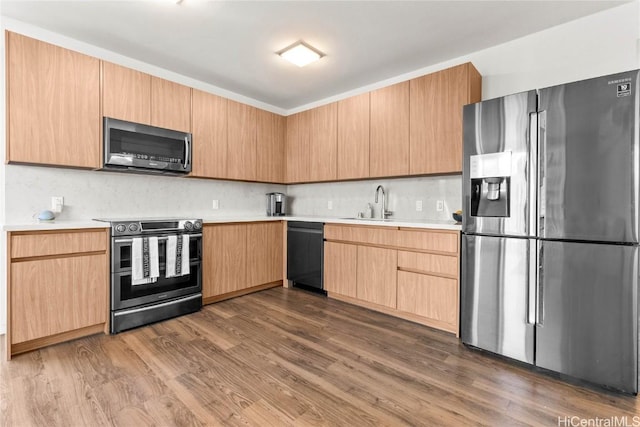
[416,200,423,212]
[212,200,220,210]
[327,200,333,210]
[51,196,64,213]
[436,200,444,212]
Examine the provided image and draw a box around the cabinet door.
[285,111,311,183]
[7,32,100,168]
[191,89,228,178]
[337,93,370,180]
[397,271,457,331]
[410,63,481,174]
[309,103,338,181]
[356,246,397,308]
[324,242,357,298]
[227,101,257,181]
[256,110,285,183]
[203,225,247,297]
[11,254,107,344]
[150,76,191,133]
[102,61,151,124]
[246,222,283,287]
[370,81,409,177]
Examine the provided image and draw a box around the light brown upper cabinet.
[285,111,311,183]
[7,32,101,168]
[102,61,151,124]
[150,77,192,133]
[309,102,338,182]
[102,60,191,133]
[256,109,285,183]
[369,81,410,178]
[191,89,228,178]
[410,62,481,175]
[227,101,257,181]
[337,93,370,180]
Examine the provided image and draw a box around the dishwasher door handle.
[288,228,324,235]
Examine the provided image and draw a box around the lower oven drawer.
[111,293,202,333]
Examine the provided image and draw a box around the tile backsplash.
[287,175,462,221]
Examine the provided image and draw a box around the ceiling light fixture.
[278,41,324,67]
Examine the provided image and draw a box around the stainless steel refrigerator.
[461,70,640,394]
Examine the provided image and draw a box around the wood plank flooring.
[2,287,638,426]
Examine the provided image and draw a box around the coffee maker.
[266,192,287,216]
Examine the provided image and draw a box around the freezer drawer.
[461,234,534,364]
[536,240,638,393]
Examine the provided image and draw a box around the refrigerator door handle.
[536,242,544,326]
[528,112,538,237]
[527,240,537,324]
[538,110,547,236]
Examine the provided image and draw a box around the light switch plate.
[327,200,333,210]
[416,200,423,212]
[436,200,444,212]
[51,196,64,213]
[212,200,220,210]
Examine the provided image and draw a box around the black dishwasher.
[287,222,324,292]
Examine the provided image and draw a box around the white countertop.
[3,216,461,232]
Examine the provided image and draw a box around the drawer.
[325,224,397,246]
[397,251,458,277]
[396,229,458,254]
[11,229,108,259]
[397,270,457,325]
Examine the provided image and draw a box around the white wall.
[1,2,638,335]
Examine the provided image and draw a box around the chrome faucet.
[375,185,392,219]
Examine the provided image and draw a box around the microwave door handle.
[184,137,190,170]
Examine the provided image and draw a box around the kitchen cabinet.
[323,242,358,298]
[7,229,109,359]
[357,246,398,308]
[150,77,192,133]
[191,89,228,178]
[102,60,191,133]
[323,223,460,335]
[309,102,338,181]
[7,31,101,168]
[203,222,283,304]
[369,81,410,177]
[285,111,311,183]
[256,109,285,183]
[102,61,151,124]
[227,101,257,181]
[246,222,283,286]
[410,62,482,174]
[337,93,370,180]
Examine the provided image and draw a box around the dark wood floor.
[1,287,638,426]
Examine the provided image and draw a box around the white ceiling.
[0,0,630,111]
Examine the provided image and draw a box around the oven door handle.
[114,233,202,243]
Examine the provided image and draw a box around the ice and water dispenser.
[470,151,512,217]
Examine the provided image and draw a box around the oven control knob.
[128,223,139,233]
[184,221,193,231]
[115,224,126,233]
[193,220,202,230]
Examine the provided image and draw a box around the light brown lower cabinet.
[356,246,397,308]
[7,229,110,359]
[324,242,357,298]
[202,221,283,304]
[323,224,460,335]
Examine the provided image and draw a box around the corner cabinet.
[202,221,283,304]
[7,31,101,168]
[324,224,460,335]
[7,229,110,359]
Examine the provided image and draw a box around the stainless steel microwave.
[102,117,192,175]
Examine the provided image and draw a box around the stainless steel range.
[95,217,203,333]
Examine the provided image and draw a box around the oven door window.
[114,238,200,272]
[116,265,201,302]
